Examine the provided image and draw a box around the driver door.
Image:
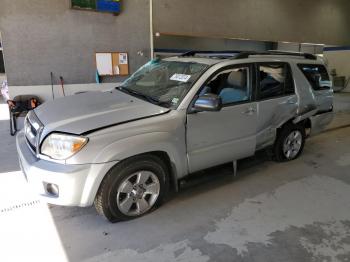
[186,64,257,173]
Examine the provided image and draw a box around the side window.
[202,66,250,105]
[258,63,294,100]
[298,64,331,91]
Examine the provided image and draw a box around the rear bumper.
[310,111,334,136]
[16,131,117,207]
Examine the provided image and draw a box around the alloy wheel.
[283,130,303,159]
[116,171,160,216]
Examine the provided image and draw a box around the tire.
[94,154,169,223]
[273,123,306,162]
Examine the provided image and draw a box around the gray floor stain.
[83,240,210,262]
[139,175,350,262]
[300,221,350,262]
[171,220,350,262]
[336,153,350,167]
[204,175,350,256]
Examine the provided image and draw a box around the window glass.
[258,63,294,100]
[202,66,250,105]
[120,60,208,109]
[298,64,331,91]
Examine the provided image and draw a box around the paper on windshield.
[170,74,191,83]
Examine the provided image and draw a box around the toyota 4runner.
[16,51,334,222]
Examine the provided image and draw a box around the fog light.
[46,183,59,197]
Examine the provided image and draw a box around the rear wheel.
[274,123,305,162]
[94,155,168,222]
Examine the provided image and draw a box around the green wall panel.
[71,0,96,10]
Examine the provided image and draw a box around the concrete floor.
[334,92,350,112]
[0,96,350,262]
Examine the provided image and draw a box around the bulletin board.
[95,52,129,76]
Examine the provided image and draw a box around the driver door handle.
[242,107,256,115]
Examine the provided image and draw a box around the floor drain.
[0,200,41,213]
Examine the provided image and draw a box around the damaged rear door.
[255,62,298,150]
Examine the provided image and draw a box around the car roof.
[163,51,325,66]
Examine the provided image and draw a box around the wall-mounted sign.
[71,0,121,14]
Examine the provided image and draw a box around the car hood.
[34,90,169,136]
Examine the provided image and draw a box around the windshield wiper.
[156,101,173,108]
[117,86,164,106]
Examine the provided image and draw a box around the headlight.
[41,133,88,160]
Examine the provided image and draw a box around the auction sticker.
[171,97,179,104]
[170,74,191,83]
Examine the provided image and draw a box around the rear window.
[298,64,331,91]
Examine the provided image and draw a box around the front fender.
[93,132,188,179]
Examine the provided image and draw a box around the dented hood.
[34,90,169,137]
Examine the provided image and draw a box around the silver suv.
[16,51,334,222]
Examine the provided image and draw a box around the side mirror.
[193,94,222,112]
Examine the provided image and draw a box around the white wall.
[324,50,350,92]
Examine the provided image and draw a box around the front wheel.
[94,155,168,222]
[274,123,306,162]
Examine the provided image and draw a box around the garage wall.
[324,48,350,77]
[1,0,350,90]
[324,48,350,92]
[277,42,324,54]
[0,0,151,86]
[153,0,350,46]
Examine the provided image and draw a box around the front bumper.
[16,131,117,207]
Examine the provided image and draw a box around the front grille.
[24,111,43,155]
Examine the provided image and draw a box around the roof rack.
[179,50,317,60]
[180,50,241,58]
[255,50,317,60]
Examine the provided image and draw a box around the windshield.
[118,59,209,109]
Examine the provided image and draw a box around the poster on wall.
[119,53,128,65]
[71,0,121,14]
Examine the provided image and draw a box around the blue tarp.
[96,0,121,13]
